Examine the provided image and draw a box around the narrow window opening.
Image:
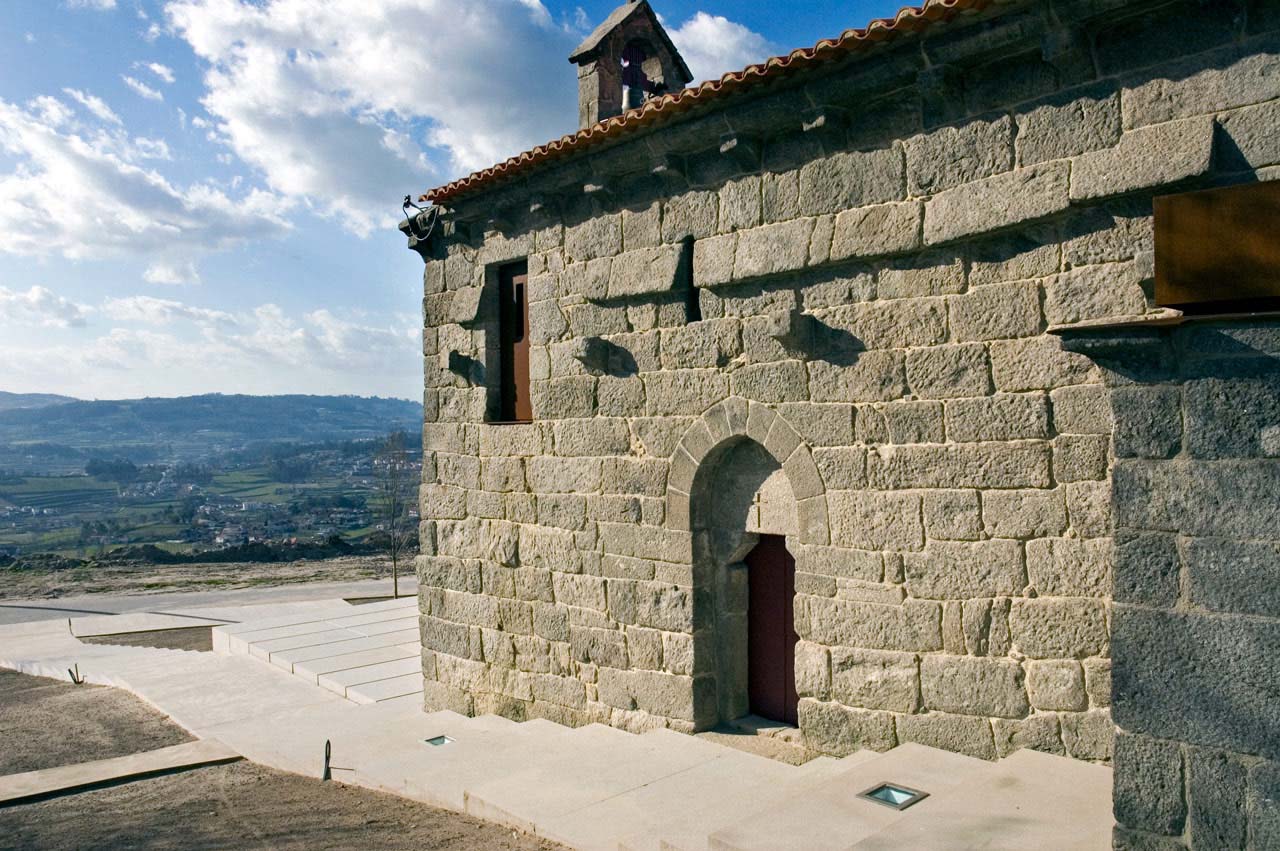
[497,261,532,423]
[680,237,701,323]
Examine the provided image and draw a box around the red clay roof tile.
[422,0,995,206]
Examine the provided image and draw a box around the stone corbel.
[583,181,614,213]
[1040,26,1094,86]
[917,64,965,128]
[444,350,484,383]
[568,335,635,377]
[650,153,688,187]
[766,302,817,353]
[802,107,850,150]
[719,134,761,171]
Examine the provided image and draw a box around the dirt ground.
[0,555,398,601]
[0,669,563,851]
[0,670,193,775]
[80,625,214,652]
[0,761,565,851]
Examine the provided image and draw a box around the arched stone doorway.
[666,398,828,730]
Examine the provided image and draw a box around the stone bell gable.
[407,0,1280,846]
[569,0,693,129]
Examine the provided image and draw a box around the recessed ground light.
[858,782,929,811]
[423,735,454,747]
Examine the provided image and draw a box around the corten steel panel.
[498,263,532,423]
[746,534,799,726]
[1155,181,1280,312]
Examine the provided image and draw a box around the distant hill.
[0,393,422,473]
[0,391,78,412]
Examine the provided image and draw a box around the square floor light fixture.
[423,735,454,747]
[858,782,929,811]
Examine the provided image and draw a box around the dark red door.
[498,264,531,422]
[746,534,799,725]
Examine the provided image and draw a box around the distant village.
[0,441,421,559]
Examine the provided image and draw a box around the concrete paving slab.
[71,612,233,637]
[707,743,993,851]
[463,723,737,836]
[852,748,1113,850]
[0,739,241,806]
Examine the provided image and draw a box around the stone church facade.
[406,0,1280,845]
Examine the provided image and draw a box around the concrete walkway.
[0,739,241,806]
[0,575,418,626]
[0,594,1113,850]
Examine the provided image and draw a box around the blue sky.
[0,0,903,401]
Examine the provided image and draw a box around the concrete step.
[706,742,993,851]
[347,672,424,704]
[292,644,420,683]
[317,657,422,697]
[267,630,420,669]
[851,747,1113,850]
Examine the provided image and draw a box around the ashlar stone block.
[904,539,1026,599]
[982,489,1068,539]
[799,698,897,755]
[1010,598,1108,659]
[920,654,1029,718]
[1027,660,1087,711]
[1070,116,1214,202]
[924,161,1071,246]
[831,648,920,713]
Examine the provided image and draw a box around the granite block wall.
[408,0,1280,770]
[1066,321,1280,851]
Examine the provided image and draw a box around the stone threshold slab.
[0,739,242,807]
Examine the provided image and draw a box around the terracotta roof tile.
[422,0,996,206]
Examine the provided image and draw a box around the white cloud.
[668,12,775,85]
[63,88,123,126]
[122,75,164,101]
[0,93,290,280]
[103,294,234,324]
[143,62,176,84]
[0,302,421,398]
[165,0,580,235]
[143,260,199,285]
[0,285,91,328]
[66,0,117,9]
[24,33,36,43]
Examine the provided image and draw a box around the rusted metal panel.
[1155,180,1280,311]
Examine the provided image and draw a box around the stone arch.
[666,397,828,545]
[664,397,828,728]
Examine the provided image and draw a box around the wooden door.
[746,534,799,725]
[498,265,531,422]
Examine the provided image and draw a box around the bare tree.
[373,431,417,598]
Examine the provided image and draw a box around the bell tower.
[569,1,694,130]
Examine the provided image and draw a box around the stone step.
[346,672,424,704]
[292,644,420,683]
[706,742,993,851]
[266,630,420,669]
[317,657,422,697]
[850,747,1113,850]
